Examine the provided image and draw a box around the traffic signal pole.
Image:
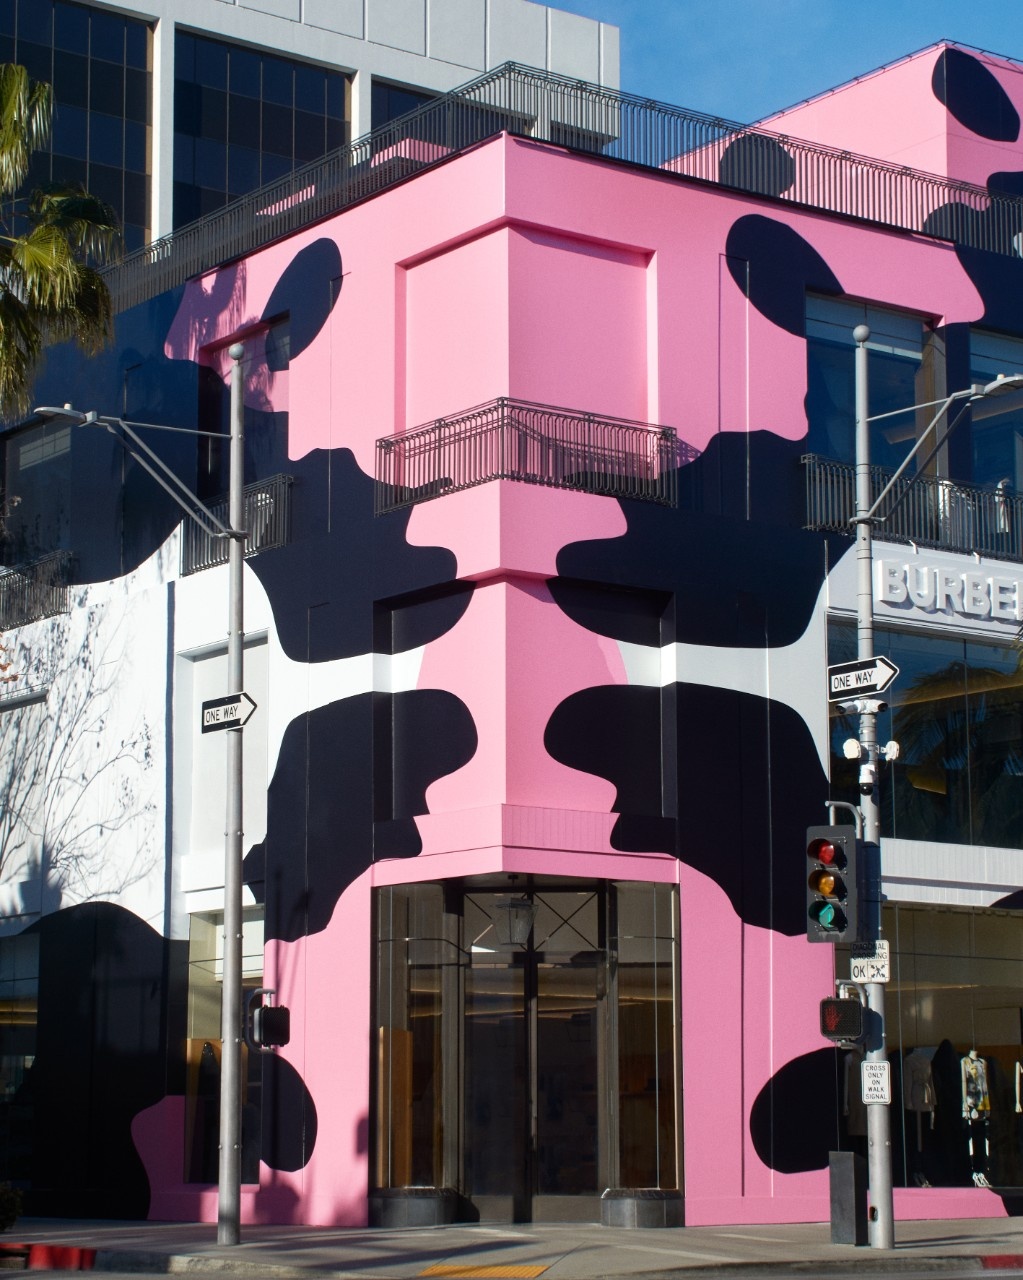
[853,325,895,1251]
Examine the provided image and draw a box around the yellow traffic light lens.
[808,869,841,897]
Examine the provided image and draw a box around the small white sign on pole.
[862,1060,891,1105]
[850,939,891,984]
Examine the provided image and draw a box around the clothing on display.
[961,1050,991,1188]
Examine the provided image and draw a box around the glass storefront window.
[828,620,1023,847]
[615,883,677,1189]
[185,908,264,1184]
[372,878,680,1220]
[0,932,37,1190]
[806,295,930,472]
[840,904,1023,1189]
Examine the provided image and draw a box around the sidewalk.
[3,1216,1023,1278]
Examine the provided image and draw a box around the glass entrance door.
[372,877,681,1225]
[464,889,604,1222]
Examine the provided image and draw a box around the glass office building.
[0,0,152,250]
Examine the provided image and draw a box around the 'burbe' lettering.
[875,560,1022,625]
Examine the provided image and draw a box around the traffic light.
[820,996,864,1043]
[806,825,858,943]
[252,1003,291,1048]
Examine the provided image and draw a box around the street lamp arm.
[854,373,1023,528]
[33,406,243,543]
[860,396,973,524]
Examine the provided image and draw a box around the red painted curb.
[981,1258,1023,1270]
[23,1243,97,1271]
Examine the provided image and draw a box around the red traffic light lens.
[808,837,838,865]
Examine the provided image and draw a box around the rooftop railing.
[376,398,689,513]
[104,64,1023,315]
[181,473,293,576]
[0,551,72,628]
[803,453,1023,562]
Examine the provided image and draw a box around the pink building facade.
[3,43,1023,1229]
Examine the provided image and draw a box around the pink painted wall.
[404,228,512,426]
[761,47,952,175]
[507,227,651,422]
[764,43,1023,194]
[152,101,1021,1227]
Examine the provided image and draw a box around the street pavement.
[2,1215,1023,1278]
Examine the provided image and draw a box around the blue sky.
[555,1,1022,124]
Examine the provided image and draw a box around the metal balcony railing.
[0,551,72,628]
[803,453,1023,561]
[376,398,691,513]
[181,473,293,576]
[103,60,1023,315]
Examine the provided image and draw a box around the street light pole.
[218,342,246,1246]
[852,324,895,1251]
[35,340,250,1246]
[845,335,1023,1249]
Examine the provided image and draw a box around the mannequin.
[961,1049,991,1187]
[903,1047,936,1186]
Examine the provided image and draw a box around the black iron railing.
[803,453,1023,561]
[103,63,1023,315]
[0,551,72,628]
[376,398,689,513]
[181,473,293,576]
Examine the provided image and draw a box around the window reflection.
[806,295,930,473]
[840,904,1023,1189]
[5,0,152,251]
[0,933,38,1193]
[971,329,1023,494]
[829,620,1023,847]
[372,880,680,1212]
[173,31,350,230]
[184,909,264,1184]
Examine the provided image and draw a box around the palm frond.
[30,184,122,264]
[0,63,116,414]
[0,288,42,416]
[0,65,51,196]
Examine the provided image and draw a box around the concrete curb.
[94,1254,345,1278]
[83,1247,1023,1279]
[593,1255,1003,1278]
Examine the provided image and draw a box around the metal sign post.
[217,343,247,1247]
[852,325,895,1251]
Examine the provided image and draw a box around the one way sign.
[201,692,257,733]
[827,656,899,702]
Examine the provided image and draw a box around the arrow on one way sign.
[827,656,899,702]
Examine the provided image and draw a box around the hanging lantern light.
[492,895,536,946]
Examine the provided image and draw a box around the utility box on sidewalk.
[829,1151,867,1245]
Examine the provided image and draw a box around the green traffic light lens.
[809,901,846,932]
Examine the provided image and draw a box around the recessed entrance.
[371,875,681,1225]
[465,888,603,1221]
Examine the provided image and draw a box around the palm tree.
[0,63,120,416]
